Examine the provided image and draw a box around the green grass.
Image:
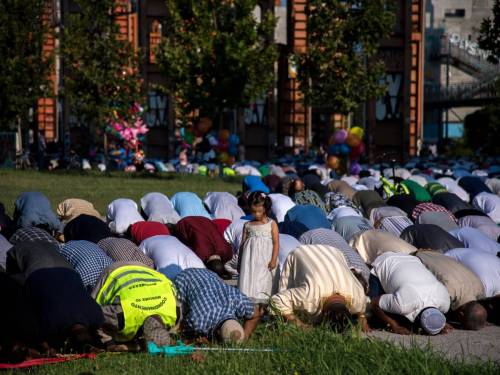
[1,170,499,374]
[0,169,243,217]
[15,325,500,374]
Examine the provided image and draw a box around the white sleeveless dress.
[238,220,278,302]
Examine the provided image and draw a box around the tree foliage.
[0,0,53,130]
[295,0,395,114]
[464,106,500,155]
[60,0,143,131]
[478,0,500,65]
[156,0,278,126]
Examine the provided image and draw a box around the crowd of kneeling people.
[0,166,500,362]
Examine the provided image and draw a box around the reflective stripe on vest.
[96,265,177,342]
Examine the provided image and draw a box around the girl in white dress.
[238,192,279,303]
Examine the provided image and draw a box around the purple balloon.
[349,162,361,176]
[333,129,348,144]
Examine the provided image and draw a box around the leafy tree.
[60,0,143,135]
[156,0,278,127]
[0,0,53,131]
[464,106,500,156]
[295,0,395,114]
[478,0,500,65]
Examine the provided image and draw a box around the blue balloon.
[229,134,240,145]
[328,144,342,156]
[340,144,351,155]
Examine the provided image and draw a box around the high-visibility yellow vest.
[96,265,177,342]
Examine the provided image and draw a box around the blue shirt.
[60,240,113,291]
[243,176,270,194]
[174,268,254,336]
[171,192,211,219]
[284,205,331,231]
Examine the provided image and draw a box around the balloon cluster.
[327,126,365,175]
[106,103,149,166]
[181,117,240,166]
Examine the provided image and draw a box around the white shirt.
[278,234,300,271]
[203,192,244,221]
[372,252,450,322]
[473,192,500,224]
[107,199,144,234]
[328,207,362,221]
[341,176,359,187]
[223,218,249,253]
[234,165,261,176]
[445,248,500,298]
[437,177,470,202]
[139,235,205,280]
[269,194,295,223]
[141,192,181,224]
[449,227,500,256]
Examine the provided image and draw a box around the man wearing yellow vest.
[91,261,177,351]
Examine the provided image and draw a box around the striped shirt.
[60,240,113,291]
[299,228,370,282]
[97,237,154,268]
[375,216,413,237]
[271,245,367,320]
[174,268,254,336]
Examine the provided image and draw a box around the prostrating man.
[445,248,500,308]
[107,199,144,235]
[92,262,177,351]
[63,214,112,244]
[171,192,211,219]
[352,190,386,218]
[60,240,113,292]
[270,245,369,332]
[129,221,170,245]
[203,192,245,221]
[174,216,232,277]
[57,198,102,226]
[97,237,154,268]
[370,252,450,335]
[9,226,60,246]
[299,228,370,284]
[449,227,500,256]
[331,215,373,243]
[415,250,487,330]
[174,268,263,343]
[0,234,12,272]
[140,192,181,224]
[13,192,61,234]
[139,234,205,280]
[472,192,500,224]
[349,229,417,265]
[400,224,464,253]
[281,204,331,239]
[6,240,103,351]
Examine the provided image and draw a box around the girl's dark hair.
[247,191,272,215]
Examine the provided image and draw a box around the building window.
[149,19,162,64]
[145,91,169,127]
[444,9,465,18]
[244,97,267,126]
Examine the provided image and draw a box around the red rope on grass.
[0,353,96,369]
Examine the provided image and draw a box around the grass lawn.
[0,169,243,216]
[14,325,500,374]
[1,170,499,374]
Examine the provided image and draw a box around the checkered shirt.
[10,227,60,246]
[97,237,154,268]
[324,192,362,215]
[60,240,113,291]
[299,228,370,282]
[294,190,327,214]
[174,268,254,336]
[411,203,457,223]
